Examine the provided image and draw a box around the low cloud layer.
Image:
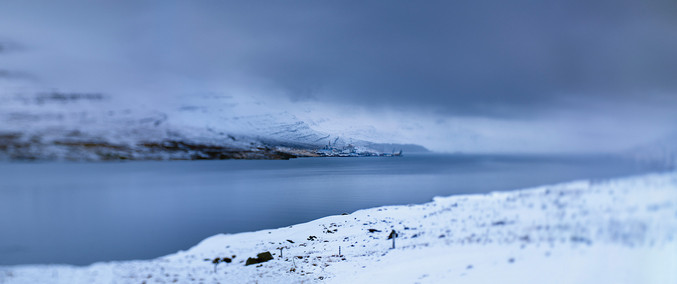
[1,0,675,152]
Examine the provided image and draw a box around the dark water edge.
[0,153,665,265]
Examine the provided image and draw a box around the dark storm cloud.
[1,0,676,117]
[174,0,677,116]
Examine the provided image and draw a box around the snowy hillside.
[0,79,421,160]
[2,172,675,283]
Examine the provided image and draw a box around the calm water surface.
[0,154,658,265]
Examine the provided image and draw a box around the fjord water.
[0,154,658,265]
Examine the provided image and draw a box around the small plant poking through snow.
[211,257,232,272]
[212,257,220,272]
[388,230,399,249]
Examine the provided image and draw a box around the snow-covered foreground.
[2,172,676,284]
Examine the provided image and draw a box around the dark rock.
[245,251,274,266]
[245,258,257,266]
[368,229,381,233]
[258,252,273,261]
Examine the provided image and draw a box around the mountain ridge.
[0,87,428,161]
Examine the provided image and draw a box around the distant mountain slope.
[0,81,426,160]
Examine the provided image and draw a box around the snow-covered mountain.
[0,78,424,160]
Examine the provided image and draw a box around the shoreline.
[2,171,676,283]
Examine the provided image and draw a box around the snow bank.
[2,172,676,283]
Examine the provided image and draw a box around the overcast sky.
[1,0,676,153]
